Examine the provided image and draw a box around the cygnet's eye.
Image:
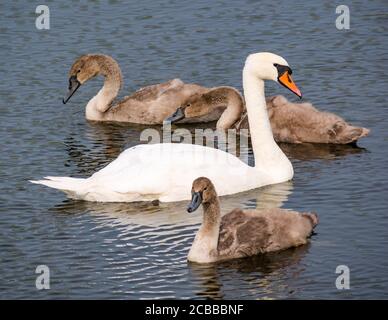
[77,69,81,73]
[186,103,191,107]
[203,187,208,191]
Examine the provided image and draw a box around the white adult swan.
[31,52,302,202]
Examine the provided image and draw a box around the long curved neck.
[201,200,221,237]
[242,67,290,171]
[85,57,122,121]
[215,88,245,131]
[189,198,221,262]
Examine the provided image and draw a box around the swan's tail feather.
[345,126,370,143]
[302,212,319,228]
[29,176,87,198]
[360,127,370,138]
[331,122,370,144]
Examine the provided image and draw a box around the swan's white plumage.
[32,143,281,202]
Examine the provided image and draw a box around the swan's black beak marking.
[63,76,81,104]
[164,107,185,124]
[187,192,202,213]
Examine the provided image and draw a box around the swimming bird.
[238,95,370,144]
[31,52,302,202]
[165,86,245,131]
[186,177,318,263]
[166,88,369,144]
[63,54,223,124]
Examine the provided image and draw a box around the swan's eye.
[273,63,278,67]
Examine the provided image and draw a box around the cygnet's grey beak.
[164,107,185,124]
[63,75,81,104]
[187,192,202,213]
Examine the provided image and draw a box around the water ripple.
[1,0,387,299]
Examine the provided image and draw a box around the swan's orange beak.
[278,71,302,99]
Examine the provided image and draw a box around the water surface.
[0,0,387,299]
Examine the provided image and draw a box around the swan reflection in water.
[51,181,294,227]
[188,244,311,300]
[279,142,367,161]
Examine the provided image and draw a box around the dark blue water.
[0,0,387,299]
